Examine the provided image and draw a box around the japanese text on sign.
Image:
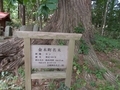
[31,45,68,68]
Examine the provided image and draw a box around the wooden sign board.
[15,31,82,90]
[31,45,68,68]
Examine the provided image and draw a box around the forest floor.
[0,49,120,90]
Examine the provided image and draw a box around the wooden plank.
[14,31,82,40]
[24,38,31,90]
[31,71,66,79]
[65,39,75,88]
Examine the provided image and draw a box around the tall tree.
[101,0,111,35]
[42,0,117,87]
[22,5,25,25]
[18,4,26,25]
[17,0,26,25]
[0,0,3,12]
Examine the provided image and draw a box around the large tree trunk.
[42,0,118,87]
[0,0,118,89]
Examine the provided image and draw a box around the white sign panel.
[31,45,68,68]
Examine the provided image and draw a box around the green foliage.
[73,56,83,75]
[18,66,25,78]
[0,71,23,90]
[49,80,57,90]
[74,24,85,33]
[78,40,89,54]
[94,34,120,52]
[92,0,108,27]
[57,83,70,90]
[3,0,18,19]
[92,0,120,39]
[58,40,66,45]
[93,68,106,79]
[38,0,58,20]
[90,81,96,87]
[71,79,86,90]
[82,62,106,79]
[97,83,115,90]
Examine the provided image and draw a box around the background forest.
[0,0,120,90]
[0,0,120,39]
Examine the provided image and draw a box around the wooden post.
[65,39,75,87]
[24,38,31,90]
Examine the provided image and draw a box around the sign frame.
[15,31,82,90]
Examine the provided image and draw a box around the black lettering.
[44,48,47,51]
[48,48,52,52]
[58,48,61,52]
[39,48,42,51]
[53,48,56,52]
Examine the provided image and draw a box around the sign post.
[15,31,82,90]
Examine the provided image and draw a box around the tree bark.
[18,4,25,25]
[101,0,111,35]
[42,0,118,87]
[22,5,26,25]
[0,0,3,12]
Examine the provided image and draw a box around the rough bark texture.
[42,0,117,87]
[0,0,118,88]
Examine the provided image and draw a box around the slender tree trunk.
[36,0,42,29]
[0,0,3,12]
[22,5,25,25]
[101,0,111,35]
[18,4,25,25]
[18,4,20,19]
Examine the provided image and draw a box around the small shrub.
[71,79,86,90]
[78,40,89,54]
[93,68,106,79]
[57,83,70,90]
[97,82,115,90]
[0,72,23,90]
[74,24,85,33]
[90,81,96,87]
[49,80,57,90]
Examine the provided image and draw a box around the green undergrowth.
[93,34,120,53]
[72,56,120,90]
[78,39,89,55]
[0,55,120,89]
[0,67,25,90]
